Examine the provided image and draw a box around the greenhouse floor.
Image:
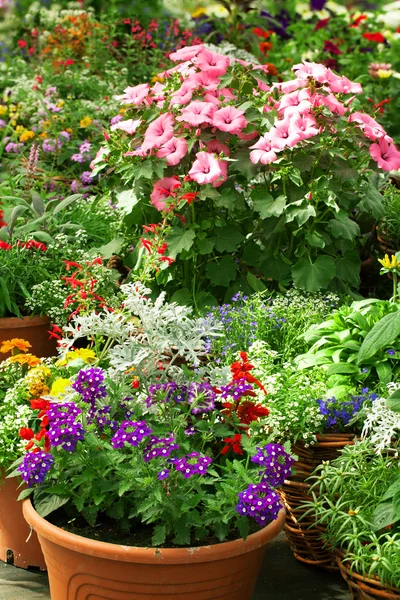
[0,533,349,600]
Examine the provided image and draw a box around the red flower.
[159,256,174,265]
[30,399,50,411]
[259,41,273,54]
[230,352,267,393]
[237,401,269,425]
[63,260,83,270]
[64,59,75,66]
[324,40,343,55]
[315,18,330,31]
[350,14,367,28]
[87,257,103,267]
[252,27,270,39]
[17,39,27,48]
[140,238,153,253]
[180,192,198,204]
[35,75,42,83]
[221,434,243,455]
[61,275,84,289]
[19,427,34,440]
[17,240,47,251]
[132,378,140,389]
[0,240,12,250]
[362,32,385,43]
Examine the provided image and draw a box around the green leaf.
[196,236,215,255]
[31,193,45,216]
[152,524,166,546]
[305,231,326,248]
[116,189,139,213]
[0,277,11,312]
[17,488,34,501]
[326,363,359,376]
[260,255,291,281]
[252,191,286,218]
[206,256,237,286]
[236,517,249,541]
[214,225,244,253]
[215,522,229,541]
[34,493,69,518]
[292,256,336,292]
[52,194,83,216]
[372,502,397,531]
[285,200,316,227]
[171,288,192,306]
[357,310,400,364]
[30,231,54,244]
[387,389,400,413]
[327,212,360,241]
[376,361,392,385]
[246,271,266,292]
[167,228,196,258]
[8,205,28,231]
[94,237,124,260]
[196,291,218,313]
[357,184,385,219]
[335,250,360,285]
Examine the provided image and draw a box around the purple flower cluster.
[220,379,253,400]
[187,381,216,414]
[111,420,152,449]
[236,483,282,526]
[81,171,93,185]
[143,435,179,462]
[47,402,85,452]
[72,367,107,404]
[146,381,215,414]
[251,443,294,487]
[146,382,187,407]
[169,452,212,479]
[18,451,54,487]
[316,389,378,430]
[5,141,23,153]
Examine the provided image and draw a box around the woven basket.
[336,552,400,600]
[280,433,355,570]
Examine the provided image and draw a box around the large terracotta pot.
[0,472,46,569]
[23,499,285,600]
[0,315,57,363]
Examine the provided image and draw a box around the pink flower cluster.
[108,48,400,213]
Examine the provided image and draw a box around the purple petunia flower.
[18,451,54,487]
[158,469,170,480]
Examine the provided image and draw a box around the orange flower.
[9,353,41,367]
[0,338,32,354]
[259,41,273,54]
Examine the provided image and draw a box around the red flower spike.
[0,240,12,250]
[19,427,34,440]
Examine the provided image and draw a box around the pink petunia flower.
[328,75,362,95]
[349,112,388,141]
[169,44,204,62]
[313,93,346,116]
[269,118,301,148]
[150,177,181,211]
[156,137,188,166]
[142,113,175,151]
[188,151,224,185]
[110,118,142,134]
[193,48,230,76]
[212,106,247,134]
[206,140,231,156]
[176,100,216,126]
[115,83,151,105]
[293,61,328,84]
[289,113,319,140]
[277,89,313,117]
[249,135,278,165]
[188,71,221,91]
[369,138,400,171]
[272,79,307,94]
[169,81,196,106]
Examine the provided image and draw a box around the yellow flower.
[28,382,50,397]
[0,338,32,354]
[57,348,97,366]
[377,69,392,79]
[9,354,41,367]
[50,378,72,397]
[80,116,92,127]
[39,132,48,139]
[192,7,207,18]
[66,127,73,133]
[378,254,400,269]
[15,125,24,133]
[0,105,7,115]
[119,107,126,115]
[20,130,35,142]
[41,120,51,129]
[57,100,65,108]
[10,120,16,127]
[152,75,165,83]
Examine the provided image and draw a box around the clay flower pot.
[0,472,46,569]
[23,499,285,600]
[0,315,57,363]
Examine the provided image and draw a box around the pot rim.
[0,315,50,328]
[23,499,285,564]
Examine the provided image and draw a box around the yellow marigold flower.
[20,130,35,142]
[29,382,50,397]
[0,338,32,354]
[0,105,7,115]
[39,132,48,139]
[192,7,207,18]
[50,378,72,397]
[57,348,96,366]
[41,120,51,129]
[9,354,41,367]
[80,116,92,127]
[66,127,72,133]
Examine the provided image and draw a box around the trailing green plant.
[305,440,400,588]
[377,185,400,249]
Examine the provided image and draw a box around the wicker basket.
[280,433,355,570]
[336,552,400,600]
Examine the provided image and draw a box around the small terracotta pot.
[0,472,46,569]
[23,500,285,600]
[0,315,57,363]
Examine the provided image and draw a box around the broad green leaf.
[335,250,361,285]
[32,193,45,216]
[196,291,218,313]
[152,524,166,546]
[95,237,124,259]
[206,256,237,286]
[382,478,400,501]
[357,184,385,219]
[306,231,326,248]
[387,389,400,413]
[29,231,54,244]
[326,363,359,376]
[327,212,360,241]
[292,256,336,292]
[214,225,244,253]
[260,255,291,281]
[196,236,215,255]
[167,228,196,258]
[236,517,249,541]
[116,189,139,213]
[357,310,400,364]
[376,361,392,385]
[171,288,192,306]
[285,200,316,226]
[34,493,69,518]
[246,271,266,292]
[9,205,28,231]
[252,191,286,218]
[372,502,397,531]
[17,488,34,501]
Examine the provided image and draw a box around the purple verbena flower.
[111,420,152,449]
[81,171,93,185]
[72,367,107,404]
[158,468,170,480]
[71,153,85,163]
[143,435,179,462]
[251,443,294,487]
[18,451,54,487]
[169,452,212,478]
[236,483,281,526]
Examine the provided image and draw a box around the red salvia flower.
[19,427,34,440]
[221,434,243,455]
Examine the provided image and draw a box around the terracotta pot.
[0,472,46,569]
[0,315,57,363]
[23,500,285,600]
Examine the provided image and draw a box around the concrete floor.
[0,533,350,599]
